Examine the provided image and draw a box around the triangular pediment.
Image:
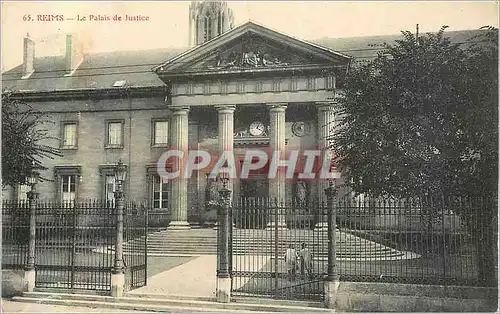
[154,21,351,75]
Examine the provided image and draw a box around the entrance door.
[240,176,268,199]
[238,176,268,229]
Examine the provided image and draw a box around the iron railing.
[123,200,148,291]
[230,193,497,300]
[34,200,115,291]
[231,197,329,301]
[335,193,498,287]
[2,200,30,269]
[1,199,148,292]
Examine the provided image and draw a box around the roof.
[2,28,487,94]
[314,29,488,64]
[2,48,184,93]
[154,21,352,74]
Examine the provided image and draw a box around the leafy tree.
[331,26,498,284]
[1,91,62,187]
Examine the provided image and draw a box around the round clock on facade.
[249,121,265,136]
[292,121,311,137]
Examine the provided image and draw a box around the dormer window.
[113,80,126,87]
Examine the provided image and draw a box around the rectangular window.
[105,175,116,201]
[107,121,123,147]
[152,175,169,209]
[153,121,169,146]
[61,175,77,205]
[17,184,30,201]
[62,123,77,148]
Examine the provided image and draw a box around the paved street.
[1,299,276,313]
[2,299,267,313]
[1,299,150,313]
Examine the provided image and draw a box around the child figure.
[299,242,313,277]
[284,244,298,279]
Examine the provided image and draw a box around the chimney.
[22,33,35,79]
[65,34,83,75]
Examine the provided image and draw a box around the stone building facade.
[3,1,479,229]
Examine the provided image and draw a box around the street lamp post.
[216,177,231,303]
[25,167,39,292]
[111,159,127,297]
[324,178,340,308]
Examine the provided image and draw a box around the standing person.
[284,244,297,279]
[299,242,313,277]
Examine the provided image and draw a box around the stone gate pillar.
[169,107,190,230]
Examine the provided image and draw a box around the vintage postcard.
[1,1,498,312]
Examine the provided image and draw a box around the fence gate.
[26,199,149,292]
[35,201,115,291]
[123,201,148,291]
[230,197,328,301]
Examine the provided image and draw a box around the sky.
[1,1,498,72]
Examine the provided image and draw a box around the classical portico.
[154,21,350,229]
[168,106,190,229]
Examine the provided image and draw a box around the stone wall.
[5,96,170,203]
[334,282,498,312]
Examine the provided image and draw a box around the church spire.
[189,1,234,47]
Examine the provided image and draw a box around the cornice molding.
[159,64,342,82]
[7,86,166,102]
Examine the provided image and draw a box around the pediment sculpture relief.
[213,50,289,69]
[200,38,311,70]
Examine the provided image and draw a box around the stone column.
[216,105,235,230]
[267,103,287,229]
[169,107,190,230]
[316,103,335,230]
[216,105,235,192]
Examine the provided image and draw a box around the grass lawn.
[233,252,480,300]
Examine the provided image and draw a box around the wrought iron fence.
[123,200,148,291]
[1,199,151,291]
[2,200,29,269]
[229,193,497,300]
[34,200,115,291]
[230,197,329,301]
[335,193,498,287]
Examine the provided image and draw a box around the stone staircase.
[115,228,419,260]
[144,228,217,255]
[12,291,332,313]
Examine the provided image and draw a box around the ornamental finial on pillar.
[328,179,335,188]
[221,176,229,189]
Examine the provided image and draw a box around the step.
[144,250,216,254]
[132,245,401,251]
[144,241,217,245]
[128,292,325,308]
[13,291,333,313]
